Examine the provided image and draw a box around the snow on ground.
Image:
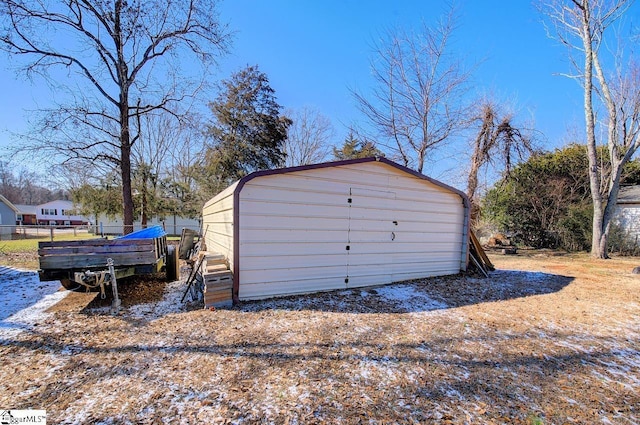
[89,278,189,319]
[0,256,639,424]
[0,265,68,339]
[370,284,448,312]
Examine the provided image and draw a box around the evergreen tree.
[333,133,382,160]
[201,65,291,196]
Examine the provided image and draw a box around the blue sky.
[0,0,621,181]
[215,0,584,146]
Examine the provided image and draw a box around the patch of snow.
[356,357,400,385]
[374,284,448,312]
[0,267,63,320]
[0,266,68,339]
[125,279,187,319]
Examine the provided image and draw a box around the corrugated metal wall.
[202,181,238,272]
[235,161,466,300]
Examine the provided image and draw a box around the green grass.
[1,231,179,270]
[0,232,99,270]
[0,233,98,253]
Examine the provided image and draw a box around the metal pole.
[107,258,121,315]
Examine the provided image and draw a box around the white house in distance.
[614,185,640,244]
[36,200,88,226]
[202,157,470,303]
[93,213,200,236]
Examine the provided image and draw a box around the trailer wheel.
[166,245,179,281]
[60,278,83,291]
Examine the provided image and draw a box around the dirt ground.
[0,251,639,424]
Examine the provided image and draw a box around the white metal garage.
[202,157,470,302]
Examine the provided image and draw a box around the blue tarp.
[117,225,167,240]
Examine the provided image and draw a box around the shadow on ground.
[235,269,574,314]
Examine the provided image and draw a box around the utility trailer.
[38,226,178,312]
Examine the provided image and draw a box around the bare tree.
[541,0,640,258]
[466,100,536,219]
[132,109,207,225]
[0,0,230,233]
[284,107,335,167]
[0,160,62,204]
[353,6,472,173]
[165,114,208,218]
[132,111,176,227]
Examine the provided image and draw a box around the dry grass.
[0,251,639,424]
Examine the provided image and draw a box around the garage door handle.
[391,232,395,241]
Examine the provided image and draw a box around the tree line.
[1,1,638,258]
[71,65,383,225]
[0,161,68,205]
[483,144,640,252]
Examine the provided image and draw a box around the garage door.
[345,187,397,288]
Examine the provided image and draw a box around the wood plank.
[204,293,233,302]
[469,251,488,278]
[205,286,233,294]
[200,251,226,261]
[39,252,157,269]
[38,239,153,251]
[204,287,232,294]
[204,297,232,305]
[38,244,155,256]
[38,238,155,248]
[204,284,233,292]
[205,264,228,273]
[203,270,232,278]
[470,231,495,271]
[204,291,233,300]
[39,239,107,248]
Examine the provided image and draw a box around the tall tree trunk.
[466,154,481,223]
[119,85,134,234]
[121,137,134,234]
[115,0,134,234]
[578,2,607,258]
[141,173,148,229]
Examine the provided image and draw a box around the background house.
[36,200,88,226]
[92,213,200,236]
[14,204,38,225]
[0,194,18,238]
[613,185,640,245]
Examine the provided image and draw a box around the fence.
[91,222,200,237]
[0,225,90,241]
[0,223,200,241]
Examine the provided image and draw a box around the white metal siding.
[236,162,466,300]
[202,182,237,271]
[614,204,640,244]
[237,174,350,300]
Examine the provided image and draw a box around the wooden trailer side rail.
[39,238,160,270]
[38,234,169,281]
